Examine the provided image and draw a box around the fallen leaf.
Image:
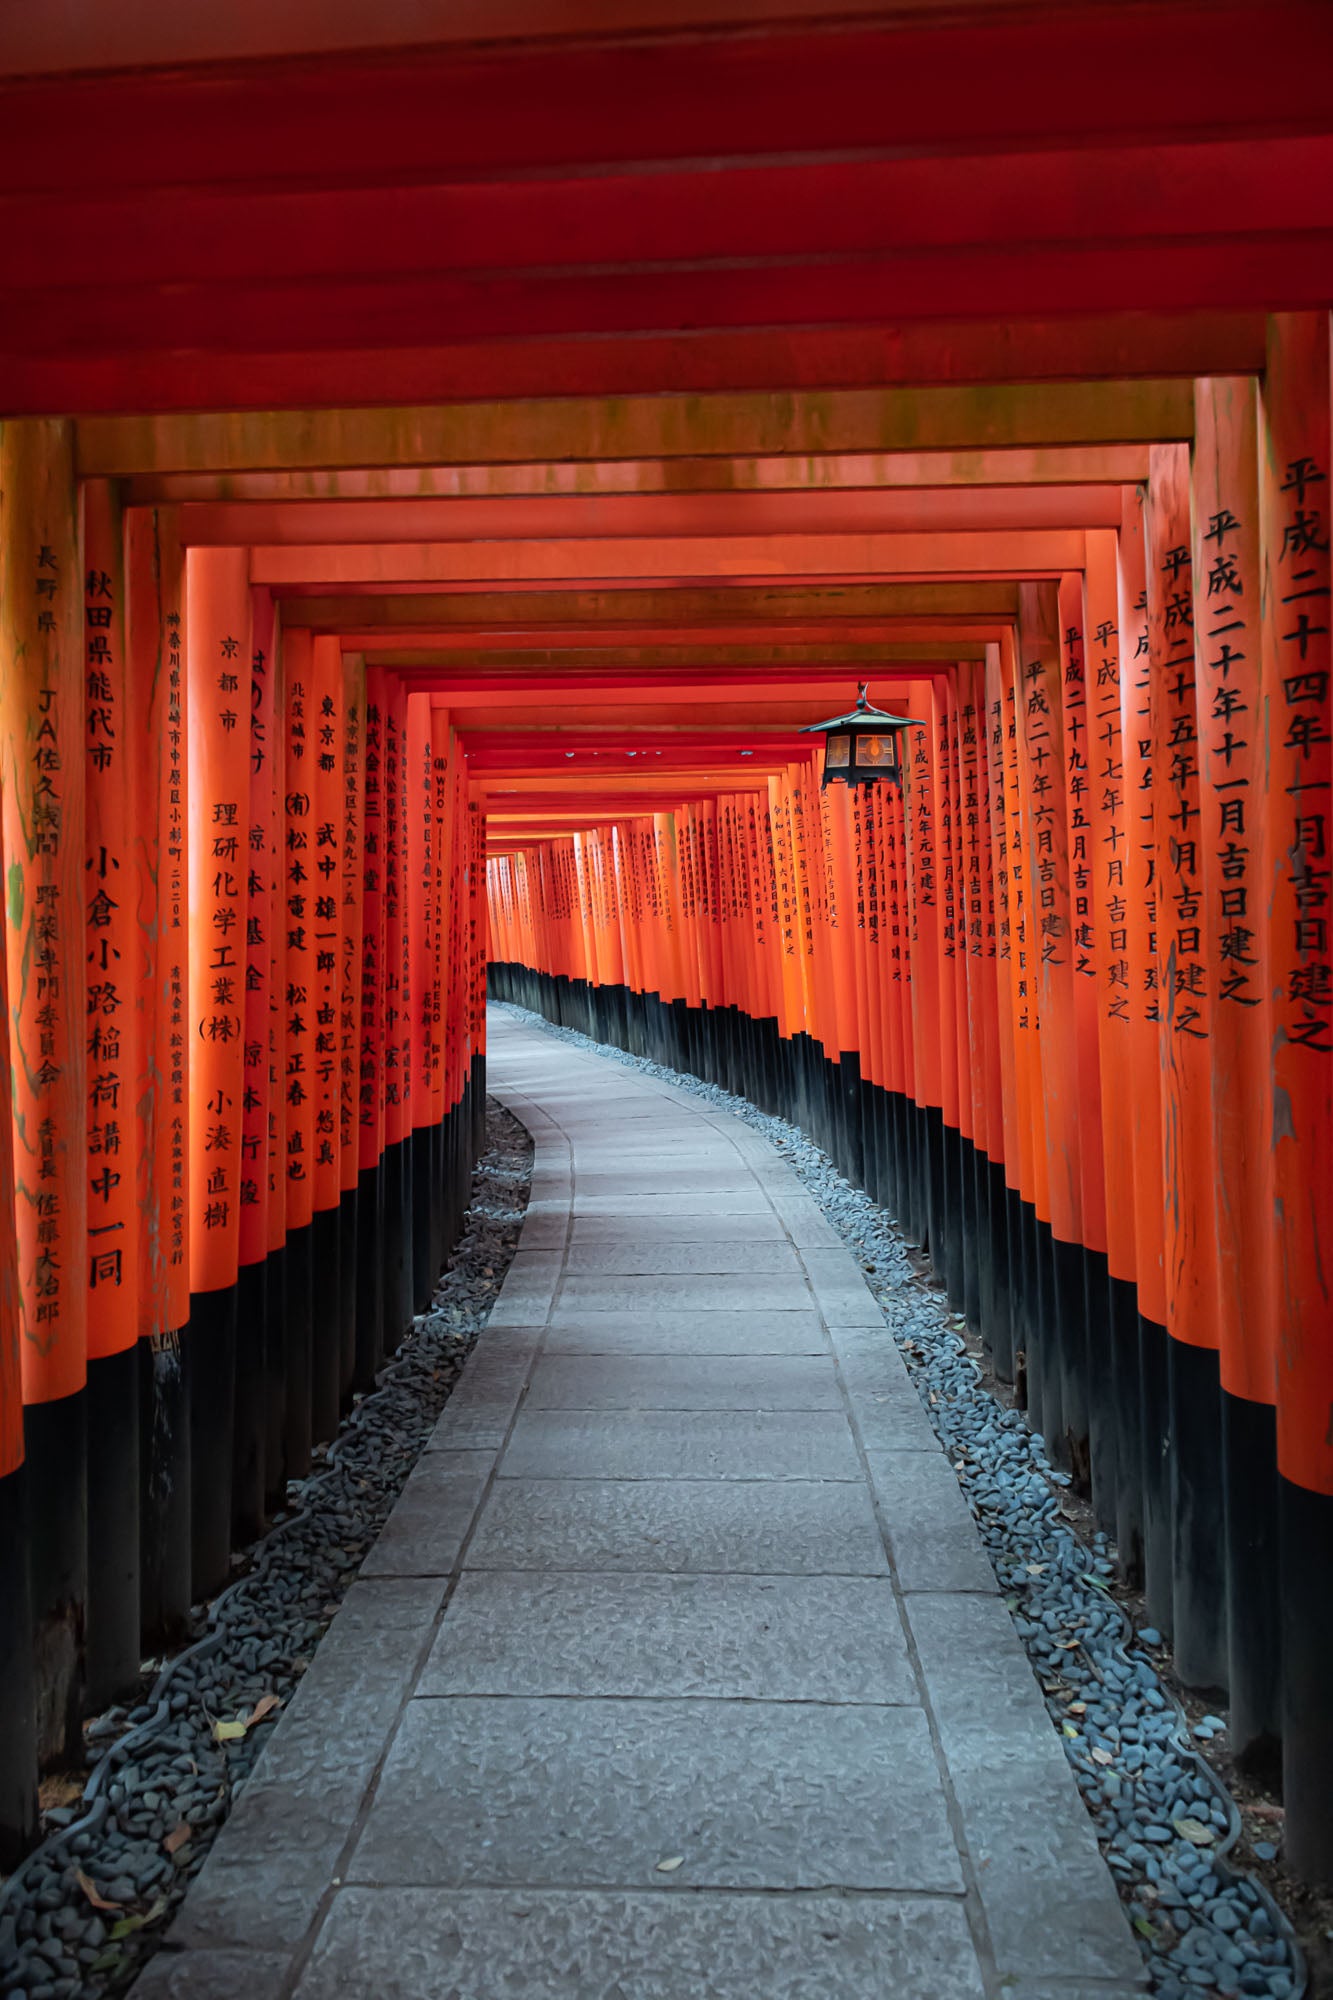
[654,1855,685,1873]
[1091,1748,1114,1766]
[40,1774,85,1813]
[1133,1916,1156,1940]
[246,1693,282,1728]
[1173,1817,1215,1845]
[1068,1701,1087,1717]
[1062,1723,1079,1738]
[1247,1802,1285,1823]
[109,1897,168,1942]
[163,1822,193,1856]
[1025,1562,1047,1576]
[212,1718,248,1743]
[76,1871,122,1912]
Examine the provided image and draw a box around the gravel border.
[494,1001,1305,2000]
[0,1101,533,2000]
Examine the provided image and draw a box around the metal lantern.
[802,683,925,790]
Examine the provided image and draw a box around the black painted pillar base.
[836,1051,864,1190]
[338,1185,359,1406]
[188,1285,237,1601]
[138,1329,191,1644]
[1221,1389,1281,1769]
[1168,1336,1228,1693]
[262,1247,287,1507]
[232,1260,267,1545]
[985,1158,1014,1383]
[23,1389,87,1767]
[1050,1235,1090,1489]
[1026,1214,1055,1447]
[283,1223,314,1482]
[1279,1475,1333,1884]
[1083,1250,1118,1532]
[1107,1274,1144,1583]
[410,1126,434,1312]
[355,1160,385,1391]
[85,1345,141,1713]
[1138,1311,1174,1641]
[381,1137,412,1355]
[0,1459,38,1864]
[310,1205,343,1448]
[959,1135,981,1328]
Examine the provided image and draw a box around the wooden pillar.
[125,504,191,1640]
[1145,441,1227,1690]
[281,626,315,1479]
[0,656,37,1858]
[80,477,142,1708]
[1192,374,1282,1757]
[234,588,278,1538]
[185,545,250,1595]
[1260,311,1333,1881]
[1,417,89,1767]
[1118,484,1171,1632]
[309,635,346,1438]
[338,653,366,1401]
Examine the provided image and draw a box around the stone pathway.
[131,1010,1144,1999]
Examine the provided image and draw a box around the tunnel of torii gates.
[0,0,1332,1899]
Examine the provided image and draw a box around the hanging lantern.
[802,683,924,790]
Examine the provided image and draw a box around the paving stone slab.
[540,1308,826,1355]
[526,1352,841,1410]
[765,1194,847,1248]
[570,1190,774,1215]
[800,1246,887,1324]
[562,1240,802,1275]
[1005,1987,1148,1999]
[349,1696,964,1892]
[832,1331,942,1449]
[498,1406,861,1481]
[294,1886,986,2000]
[556,1272,812,1313]
[360,1454,495,1575]
[906,1593,1144,1987]
[865,1448,1000,1593]
[168,1790,352,1951]
[130,1950,290,1999]
[420,1570,916,1703]
[573,1169,758,1195]
[570,1210,788,1243]
[463,1477,890,1574]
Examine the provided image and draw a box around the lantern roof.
[801,683,926,736]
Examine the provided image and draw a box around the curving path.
[132,1008,1144,2000]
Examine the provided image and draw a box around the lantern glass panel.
[854,732,898,772]
[825,736,851,770]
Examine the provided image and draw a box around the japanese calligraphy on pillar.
[238,593,276,1270]
[82,482,137,1352]
[1146,441,1218,1350]
[359,678,386,1171]
[187,547,251,1292]
[283,630,315,1230]
[339,656,365,1192]
[311,639,343,1209]
[1,421,87,1394]
[1193,375,1273,1406]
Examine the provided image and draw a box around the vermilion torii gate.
[0,0,1330,1890]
